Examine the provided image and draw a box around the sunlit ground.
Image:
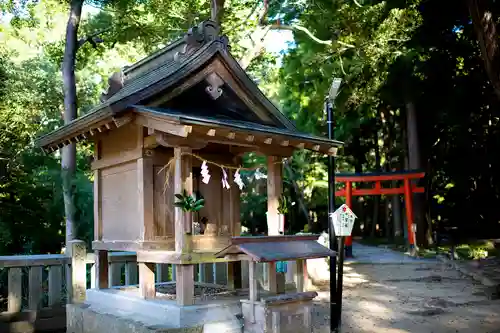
[312,263,500,333]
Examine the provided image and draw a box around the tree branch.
[270,24,355,48]
[77,26,113,50]
[353,0,363,7]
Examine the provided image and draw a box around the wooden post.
[345,181,353,257]
[139,262,155,299]
[8,268,22,313]
[48,265,62,306]
[95,250,109,289]
[272,311,281,333]
[403,179,416,250]
[295,259,305,292]
[174,147,194,306]
[70,240,87,304]
[29,266,43,310]
[267,156,283,236]
[248,261,258,302]
[267,262,277,294]
[176,265,194,306]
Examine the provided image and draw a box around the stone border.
[436,255,499,287]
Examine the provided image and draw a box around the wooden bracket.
[113,114,134,128]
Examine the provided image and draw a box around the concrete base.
[67,288,243,333]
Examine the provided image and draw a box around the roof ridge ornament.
[174,20,229,62]
[100,70,125,102]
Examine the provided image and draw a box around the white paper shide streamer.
[221,168,230,189]
[201,161,211,184]
[234,168,244,190]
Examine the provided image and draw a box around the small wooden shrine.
[36,20,342,310]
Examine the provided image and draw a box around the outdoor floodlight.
[328,78,342,103]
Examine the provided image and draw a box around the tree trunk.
[405,100,432,246]
[283,163,310,231]
[370,128,381,238]
[392,193,403,238]
[61,0,84,250]
[468,0,500,100]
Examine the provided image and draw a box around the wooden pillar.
[93,140,109,290]
[345,181,353,257]
[267,262,277,294]
[295,259,308,292]
[403,179,416,250]
[94,250,108,289]
[174,147,194,306]
[138,155,156,298]
[267,156,283,236]
[248,261,258,302]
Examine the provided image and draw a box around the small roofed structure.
[36,20,342,309]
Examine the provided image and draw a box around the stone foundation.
[67,288,243,333]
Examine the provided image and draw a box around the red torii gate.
[335,171,425,257]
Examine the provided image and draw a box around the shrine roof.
[35,20,344,155]
[215,235,336,262]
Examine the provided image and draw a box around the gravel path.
[310,245,500,332]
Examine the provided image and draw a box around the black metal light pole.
[326,96,338,333]
[327,78,341,333]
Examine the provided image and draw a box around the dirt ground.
[311,262,500,333]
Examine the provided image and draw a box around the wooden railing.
[0,242,237,332]
[0,240,290,332]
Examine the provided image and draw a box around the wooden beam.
[155,133,207,150]
[91,148,143,170]
[135,114,190,137]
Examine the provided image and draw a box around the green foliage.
[174,190,205,212]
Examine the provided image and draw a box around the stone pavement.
[344,242,436,265]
